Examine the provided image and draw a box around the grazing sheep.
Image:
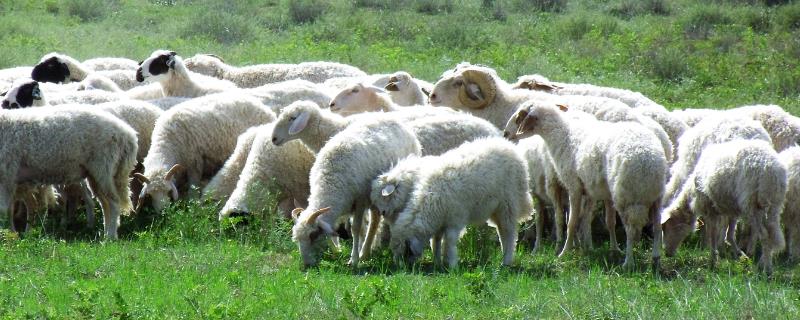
[218,124,315,219]
[663,116,772,206]
[592,104,674,163]
[373,138,532,268]
[136,50,238,98]
[0,66,33,84]
[662,140,786,273]
[273,100,497,156]
[31,52,142,90]
[779,147,800,262]
[0,107,137,239]
[183,53,366,87]
[135,93,276,213]
[203,127,262,201]
[634,104,688,156]
[510,102,667,268]
[291,117,421,268]
[512,74,661,109]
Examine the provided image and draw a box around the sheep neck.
[162,63,202,97]
[306,112,347,153]
[64,56,90,82]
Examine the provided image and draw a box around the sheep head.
[137,50,178,83]
[291,207,336,268]
[272,100,319,146]
[384,71,412,92]
[1,79,44,109]
[183,54,226,79]
[390,234,424,267]
[370,157,421,220]
[134,163,184,213]
[429,66,497,110]
[31,53,72,84]
[507,102,568,140]
[329,83,387,116]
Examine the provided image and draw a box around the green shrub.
[736,7,771,33]
[609,0,670,19]
[560,12,620,40]
[353,0,406,10]
[512,0,568,13]
[182,11,256,44]
[683,6,733,39]
[414,0,453,15]
[644,44,691,82]
[65,0,119,22]
[778,4,800,31]
[288,0,328,24]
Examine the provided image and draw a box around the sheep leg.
[81,182,96,230]
[580,198,593,250]
[495,207,519,266]
[360,208,381,260]
[650,201,663,272]
[552,187,566,252]
[789,222,800,263]
[558,193,583,257]
[529,197,545,253]
[725,217,747,259]
[444,228,460,269]
[97,197,120,240]
[348,210,364,266]
[431,231,443,267]
[705,215,722,269]
[759,206,784,274]
[605,200,620,252]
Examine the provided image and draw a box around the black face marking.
[135,68,144,82]
[14,82,38,108]
[31,56,70,83]
[146,54,174,78]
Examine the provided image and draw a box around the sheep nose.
[503,131,510,138]
[329,102,335,108]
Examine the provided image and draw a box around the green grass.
[2,0,800,317]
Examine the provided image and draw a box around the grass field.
[1,0,800,318]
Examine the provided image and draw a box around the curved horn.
[204,54,225,63]
[307,207,331,224]
[133,173,150,184]
[458,69,496,109]
[164,164,185,181]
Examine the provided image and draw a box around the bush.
[512,0,568,13]
[778,4,800,31]
[736,7,771,33]
[414,0,453,15]
[644,45,691,82]
[182,11,255,44]
[560,12,620,40]
[288,0,328,24]
[683,6,732,39]
[609,0,670,19]
[353,0,407,10]
[65,0,118,22]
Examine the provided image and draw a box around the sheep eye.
[453,80,463,87]
[351,88,359,93]
[289,116,296,121]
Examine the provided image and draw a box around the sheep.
[663,115,772,206]
[31,52,142,90]
[325,72,430,106]
[512,74,661,109]
[136,50,238,98]
[203,127,262,202]
[671,108,719,128]
[134,93,276,213]
[291,117,421,268]
[592,104,674,163]
[509,101,667,269]
[76,73,123,92]
[371,138,532,268]
[81,57,139,71]
[145,97,191,110]
[217,124,316,220]
[244,79,333,114]
[272,100,498,156]
[0,66,33,85]
[779,147,800,262]
[633,104,688,156]
[183,53,367,88]
[429,64,637,130]
[0,107,138,239]
[661,140,786,273]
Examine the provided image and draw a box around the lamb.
[0,107,138,239]
[217,124,315,219]
[662,140,786,273]
[325,71,430,106]
[136,50,238,98]
[512,74,661,109]
[272,100,498,156]
[372,138,532,268]
[31,52,142,90]
[183,53,367,87]
[510,101,667,269]
[663,116,772,205]
[779,147,800,262]
[134,93,276,213]
[291,117,421,268]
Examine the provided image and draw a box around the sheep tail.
[116,136,138,215]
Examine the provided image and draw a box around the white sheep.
[325,72,429,106]
[512,74,661,109]
[633,104,688,156]
[662,140,786,273]
[273,100,497,156]
[779,146,800,262]
[76,73,123,92]
[510,101,667,268]
[203,127,263,201]
[81,57,139,71]
[0,107,138,239]
[217,124,316,220]
[0,66,33,85]
[244,79,333,114]
[671,108,719,128]
[592,104,674,163]
[136,50,238,98]
[134,93,276,213]
[291,117,421,268]
[372,138,532,268]
[183,53,366,87]
[663,115,772,206]
[31,52,142,90]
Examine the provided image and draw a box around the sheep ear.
[384,82,399,91]
[318,220,337,236]
[514,108,529,125]
[169,181,180,201]
[557,104,569,112]
[133,173,150,184]
[517,114,537,135]
[31,86,42,100]
[381,184,396,197]
[291,208,304,222]
[288,111,311,135]
[0,91,6,97]
[465,83,484,101]
[421,87,431,97]
[134,188,147,213]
